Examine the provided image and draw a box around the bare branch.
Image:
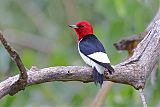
[139,89,148,107]
[0,66,92,98]
[0,32,28,95]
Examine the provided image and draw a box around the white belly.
[79,50,94,67]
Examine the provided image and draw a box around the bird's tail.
[93,67,104,86]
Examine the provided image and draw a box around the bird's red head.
[69,20,94,40]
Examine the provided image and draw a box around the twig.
[0,31,28,95]
[139,89,148,107]
[90,81,113,107]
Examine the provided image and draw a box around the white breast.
[78,46,106,74]
[78,47,95,67]
[78,49,105,74]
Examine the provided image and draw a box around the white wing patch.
[88,52,110,63]
[78,46,109,74]
[78,51,104,74]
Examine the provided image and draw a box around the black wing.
[79,34,114,74]
[79,34,106,55]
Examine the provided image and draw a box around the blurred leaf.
[0,47,10,72]
[49,49,69,66]
[21,49,36,68]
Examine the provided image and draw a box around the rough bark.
[0,31,28,95]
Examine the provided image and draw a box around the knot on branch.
[9,78,28,96]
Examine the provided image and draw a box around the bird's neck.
[78,34,95,42]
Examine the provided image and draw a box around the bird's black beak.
[68,25,78,28]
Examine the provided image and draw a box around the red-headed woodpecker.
[69,20,114,86]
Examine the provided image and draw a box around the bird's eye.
[77,24,85,28]
[78,25,85,28]
[80,25,85,28]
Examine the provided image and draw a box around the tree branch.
[0,32,28,95]
[0,12,160,101]
[90,10,160,106]
[139,89,148,107]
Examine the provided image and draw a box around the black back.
[79,34,106,55]
[79,34,115,74]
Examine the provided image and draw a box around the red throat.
[74,20,94,40]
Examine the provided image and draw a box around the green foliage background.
[0,0,159,107]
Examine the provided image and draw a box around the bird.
[69,20,114,86]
